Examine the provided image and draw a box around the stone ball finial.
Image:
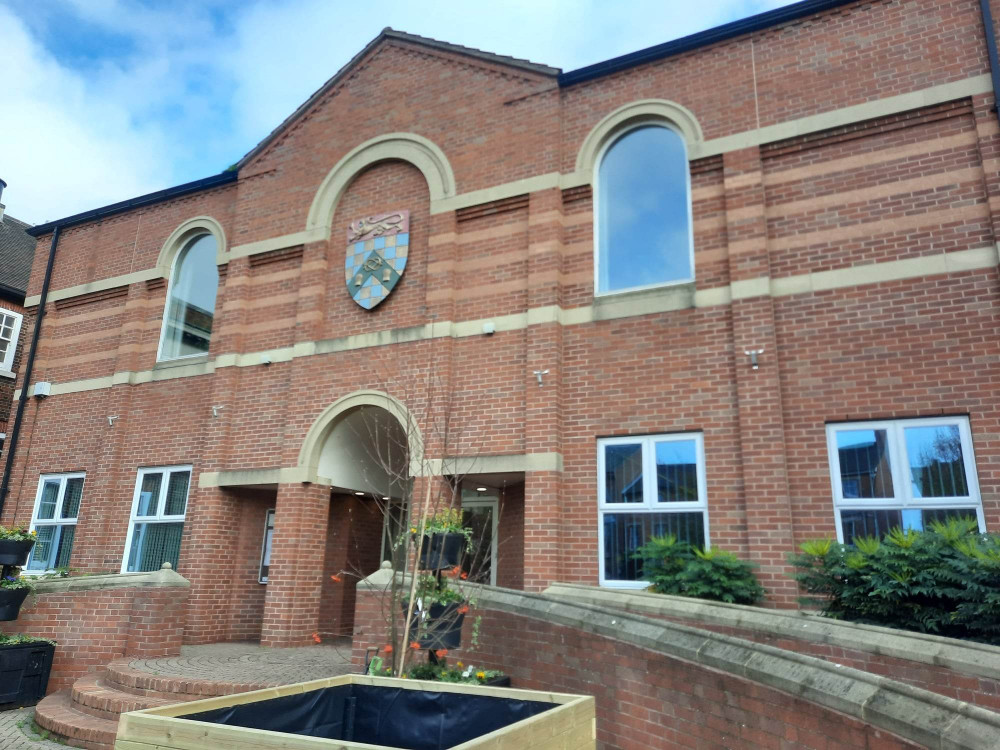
[161,561,173,570]
[380,560,392,570]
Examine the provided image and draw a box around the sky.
[0,0,798,225]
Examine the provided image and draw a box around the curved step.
[34,689,117,750]
[70,671,177,721]
[104,658,269,700]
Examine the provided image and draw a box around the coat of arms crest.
[344,210,409,309]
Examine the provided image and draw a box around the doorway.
[461,485,498,586]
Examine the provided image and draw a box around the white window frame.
[121,465,192,573]
[826,417,984,543]
[592,121,696,298]
[25,472,85,574]
[258,509,275,584]
[0,307,24,377]
[597,432,709,588]
[156,233,216,363]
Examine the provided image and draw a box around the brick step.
[34,689,117,750]
[70,671,177,721]
[103,658,268,701]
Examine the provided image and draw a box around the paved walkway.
[127,639,356,684]
[0,707,64,750]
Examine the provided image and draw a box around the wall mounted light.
[743,348,764,371]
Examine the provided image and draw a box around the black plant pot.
[418,532,464,571]
[406,602,466,650]
[484,674,511,687]
[0,539,34,567]
[0,641,55,709]
[0,588,29,622]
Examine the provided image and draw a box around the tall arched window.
[158,233,219,360]
[596,124,693,295]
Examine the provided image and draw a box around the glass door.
[461,489,498,586]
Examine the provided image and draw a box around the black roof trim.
[0,280,25,305]
[558,0,859,87]
[26,171,238,237]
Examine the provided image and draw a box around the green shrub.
[632,535,764,605]
[789,516,1000,643]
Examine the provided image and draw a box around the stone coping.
[30,567,190,594]
[357,569,1000,749]
[544,583,1000,682]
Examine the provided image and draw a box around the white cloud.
[0,0,795,225]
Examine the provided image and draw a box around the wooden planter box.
[115,674,595,750]
[0,641,55,710]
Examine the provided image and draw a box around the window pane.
[37,480,60,520]
[127,522,184,572]
[137,473,162,516]
[160,234,218,359]
[603,512,705,581]
[597,126,692,293]
[54,526,75,568]
[164,471,190,516]
[655,439,698,502]
[836,429,894,499]
[840,509,902,545]
[61,478,84,519]
[26,525,57,570]
[604,444,644,503]
[904,425,969,498]
[917,508,979,530]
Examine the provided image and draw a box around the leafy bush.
[789,516,1000,643]
[632,535,764,605]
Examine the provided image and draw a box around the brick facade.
[2,0,1000,646]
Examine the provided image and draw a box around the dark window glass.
[603,512,705,581]
[605,444,644,503]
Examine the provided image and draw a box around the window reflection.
[605,444,644,503]
[160,234,218,359]
[904,425,968,498]
[597,125,692,293]
[836,429,894,499]
[655,439,698,502]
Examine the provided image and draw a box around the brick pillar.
[261,482,331,646]
[523,187,564,591]
[723,147,798,605]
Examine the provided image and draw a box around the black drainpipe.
[981,0,1000,124]
[0,225,61,516]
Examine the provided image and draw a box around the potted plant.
[0,571,32,622]
[415,508,471,570]
[403,573,467,650]
[0,526,36,567]
[0,632,55,709]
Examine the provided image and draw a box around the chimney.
[0,178,6,223]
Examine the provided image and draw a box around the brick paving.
[126,639,356,685]
[0,707,64,750]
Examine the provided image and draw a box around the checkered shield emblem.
[345,210,410,310]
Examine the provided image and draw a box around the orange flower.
[435,649,448,658]
[382,644,394,654]
[409,641,422,650]
[444,566,461,578]
[457,605,469,615]
[331,574,343,583]
[460,572,468,580]
[312,632,322,644]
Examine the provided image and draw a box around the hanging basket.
[0,588,30,622]
[0,539,34,567]
[418,532,465,571]
[405,601,466,650]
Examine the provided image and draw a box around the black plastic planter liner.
[0,540,34,566]
[418,533,464,571]
[182,683,556,750]
[0,642,55,709]
[405,601,465,650]
[0,589,28,622]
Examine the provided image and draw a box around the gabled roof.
[0,213,36,301]
[235,28,559,171]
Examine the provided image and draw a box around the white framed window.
[157,233,219,361]
[598,433,708,588]
[826,417,984,544]
[25,473,85,573]
[0,308,24,375]
[122,466,191,573]
[594,123,694,296]
[258,509,274,583]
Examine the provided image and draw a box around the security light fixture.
[354,491,364,496]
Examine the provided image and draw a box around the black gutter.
[981,0,1000,124]
[0,280,26,305]
[26,170,237,238]
[559,0,858,87]
[0,226,60,514]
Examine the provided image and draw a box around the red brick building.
[3,0,1000,647]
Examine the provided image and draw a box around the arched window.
[596,124,693,295]
[158,233,219,360]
